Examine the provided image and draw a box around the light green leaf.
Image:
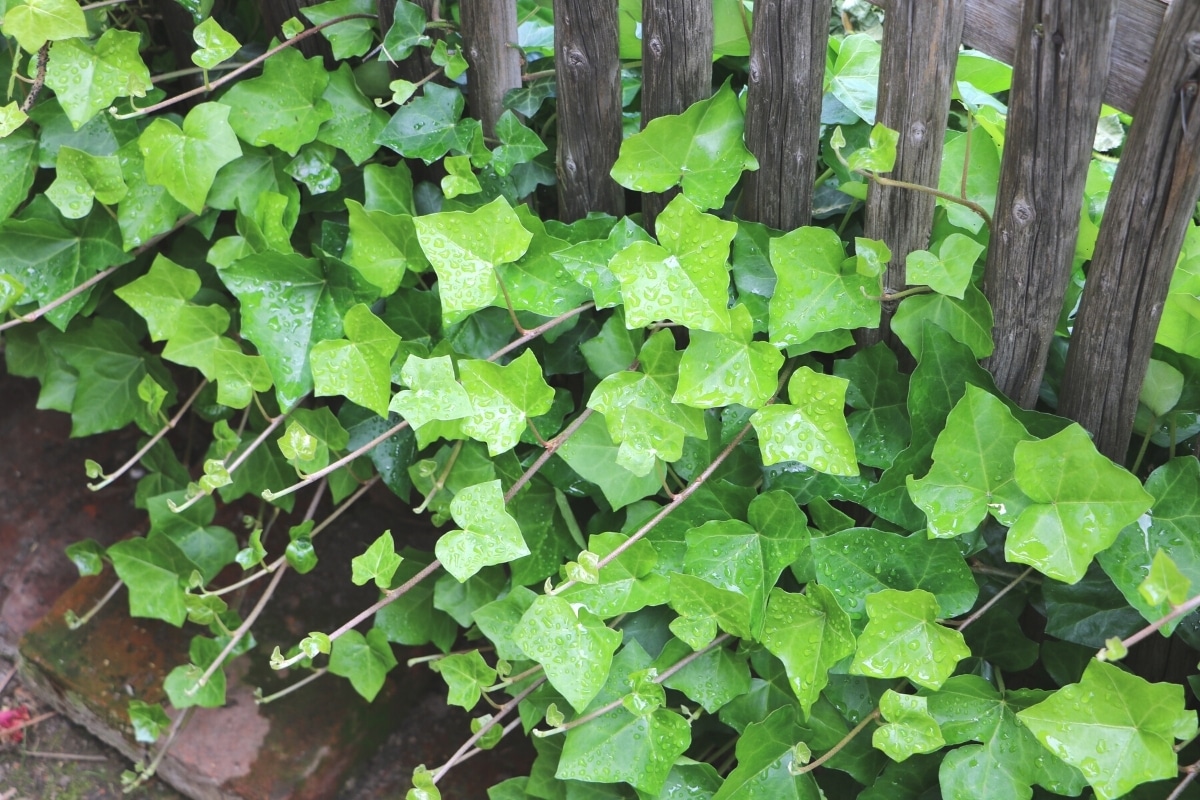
[1139,358,1185,417]
[829,34,881,124]
[301,0,375,59]
[343,199,426,295]
[139,102,242,214]
[1018,660,1196,800]
[845,122,898,173]
[43,30,151,129]
[115,255,201,341]
[652,638,751,715]
[1,0,87,53]
[46,145,126,219]
[560,532,668,617]
[222,46,333,155]
[891,284,994,360]
[435,480,529,582]
[760,585,855,717]
[458,349,554,456]
[872,690,944,762]
[379,0,428,61]
[608,195,735,333]
[768,225,879,346]
[441,154,481,198]
[414,196,532,322]
[611,80,758,209]
[389,354,473,431]
[675,304,783,409]
[375,83,466,163]
[329,628,398,702]
[492,111,546,177]
[556,413,661,510]
[428,650,496,711]
[496,206,592,318]
[1140,549,1190,607]
[1006,424,1153,584]
[712,706,821,799]
[317,63,388,165]
[351,530,403,590]
[107,536,192,627]
[127,700,170,744]
[668,572,753,649]
[192,17,240,69]
[0,102,28,138]
[937,126,1000,234]
[0,127,37,221]
[554,217,650,309]
[164,637,227,709]
[511,594,622,713]
[905,234,984,300]
[850,588,970,690]
[310,303,400,417]
[115,140,189,250]
[751,366,858,476]
[285,142,340,194]
[907,385,1036,538]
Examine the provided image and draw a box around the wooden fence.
[361,0,1200,465]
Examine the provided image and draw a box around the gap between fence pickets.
[865,0,1166,116]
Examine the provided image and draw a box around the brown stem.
[952,567,1032,631]
[1098,589,1200,661]
[791,709,880,775]
[19,42,51,113]
[430,676,546,783]
[503,408,594,502]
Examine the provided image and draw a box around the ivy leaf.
[829,34,881,124]
[301,0,375,59]
[441,155,482,198]
[560,532,669,617]
[127,700,170,744]
[833,343,910,469]
[610,79,758,209]
[905,234,984,300]
[1140,549,1191,607]
[329,628,398,702]
[907,385,1036,538]
[428,650,496,711]
[115,140,189,250]
[435,480,529,582]
[850,588,970,691]
[675,304,784,409]
[222,46,333,155]
[511,594,622,713]
[554,217,651,309]
[607,194,735,333]
[107,535,192,627]
[414,196,532,322]
[668,572,752,649]
[891,284,995,360]
[375,83,466,163]
[1005,424,1153,584]
[555,413,661,510]
[389,354,473,431]
[458,349,555,456]
[317,63,388,165]
[45,145,127,221]
[492,110,547,176]
[751,366,859,476]
[471,584,536,661]
[496,206,592,317]
[768,225,879,346]
[343,199,426,295]
[845,122,898,173]
[1100,458,1200,633]
[139,102,242,215]
[351,530,403,590]
[760,585,855,717]
[0,103,27,138]
[310,303,400,417]
[43,30,151,129]
[164,637,227,709]
[286,521,318,574]
[1017,660,1196,800]
[872,690,944,762]
[379,0,428,61]
[652,638,751,714]
[191,17,240,69]
[66,539,105,576]
[0,127,37,221]
[1,0,87,53]
[374,549,456,651]
[712,706,821,799]
[114,255,201,342]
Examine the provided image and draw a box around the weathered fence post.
[460,0,523,137]
[553,0,624,220]
[981,0,1118,408]
[640,0,713,231]
[738,0,827,230]
[1058,0,1200,461]
[861,0,965,347]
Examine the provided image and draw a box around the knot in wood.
[566,47,587,68]
[1012,200,1034,225]
[907,121,927,144]
[647,36,664,59]
[1187,32,1200,61]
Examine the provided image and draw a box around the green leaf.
[1017,660,1196,800]
[760,585,855,717]
[139,102,242,214]
[937,126,1000,234]
[459,349,555,456]
[668,572,752,649]
[65,539,105,576]
[389,354,473,431]
[905,234,984,300]
[845,122,898,173]
[380,0,428,61]
[829,34,881,124]
[1006,424,1153,584]
[278,406,349,474]
[45,143,127,219]
[850,588,970,691]
[607,195,735,333]
[164,637,227,709]
[497,206,592,318]
[1,0,87,52]
[652,638,751,714]
[127,700,170,744]
[511,594,622,713]
[0,127,37,221]
[352,530,403,590]
[374,549,457,651]
[559,532,669,617]
[554,218,651,309]
[310,303,400,417]
[0,102,28,138]
[108,535,192,627]
[301,0,375,59]
[414,196,532,322]
[611,80,758,209]
[712,706,821,799]
[376,83,466,163]
[907,385,1036,538]
[1141,549,1191,607]
[872,690,944,762]
[222,46,333,155]
[428,650,496,711]
[556,413,661,510]
[285,522,318,574]
[768,226,879,346]
[751,366,858,475]
[441,154,482,198]
[43,30,151,129]
[191,17,240,69]
[1139,358,1185,417]
[343,199,425,295]
[493,110,547,177]
[675,304,784,409]
[891,284,995,360]
[317,63,388,165]
[435,480,529,582]
[471,585,536,661]
[833,343,909,469]
[329,628,398,702]
[115,254,200,341]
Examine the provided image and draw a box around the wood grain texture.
[1058,0,1200,460]
[738,0,827,230]
[640,0,713,231]
[866,0,1166,114]
[460,0,523,137]
[864,0,966,304]
[982,0,1118,408]
[554,0,625,220]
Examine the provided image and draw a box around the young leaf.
[850,588,970,691]
[1005,424,1153,584]
[492,110,547,176]
[192,17,240,69]
[607,194,736,333]
[435,480,529,582]
[388,354,473,431]
[139,102,242,214]
[428,650,496,710]
[318,63,389,165]
[610,80,758,209]
[286,521,318,574]
[46,146,127,219]
[115,255,202,342]
[751,366,859,476]
[1,0,87,54]
[310,303,401,418]
[668,572,753,649]
[127,700,170,744]
[1017,660,1197,800]
[554,217,651,309]
[352,530,403,590]
[1140,549,1190,607]
[760,585,855,716]
[329,628,398,702]
[652,638,751,714]
[164,640,227,709]
[555,413,662,510]
[65,539,105,577]
[511,594,621,713]
[845,122,899,173]
[872,690,945,762]
[458,350,555,456]
[440,154,482,198]
[674,304,784,409]
[559,532,669,617]
[905,233,984,300]
[222,46,333,155]
[829,34,881,124]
